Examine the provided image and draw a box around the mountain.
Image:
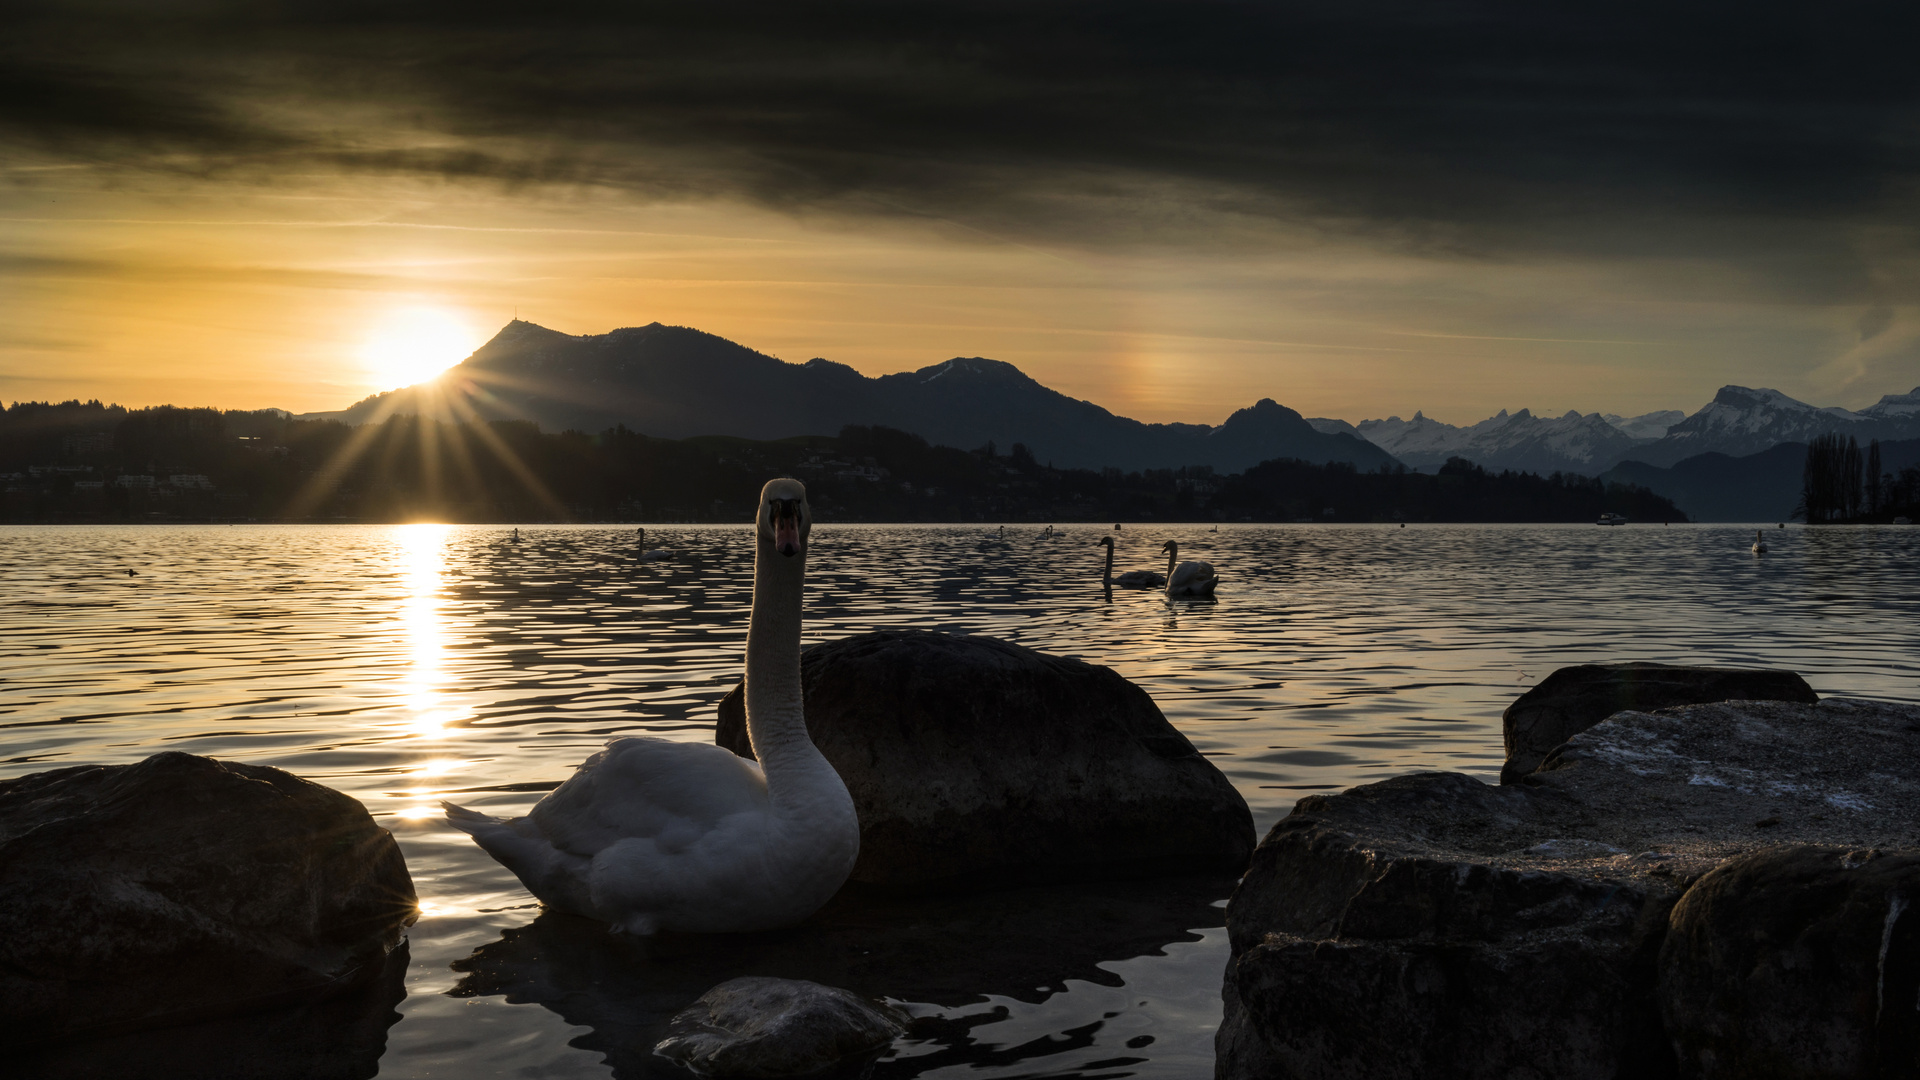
[1352,408,1651,475]
[1601,410,1685,440]
[1612,385,1920,468]
[313,321,1397,474]
[1601,437,1920,521]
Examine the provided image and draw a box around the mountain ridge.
[311,321,1396,474]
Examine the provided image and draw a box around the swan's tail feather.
[442,800,502,835]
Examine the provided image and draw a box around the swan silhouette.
[1098,536,1166,589]
[1162,540,1220,597]
[1752,530,1767,555]
[444,479,858,935]
[635,527,674,562]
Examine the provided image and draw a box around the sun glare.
[360,306,480,391]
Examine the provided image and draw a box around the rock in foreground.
[1500,661,1817,782]
[654,977,904,1078]
[1221,697,1920,1080]
[717,630,1254,890]
[0,752,417,1048]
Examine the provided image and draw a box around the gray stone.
[654,976,904,1078]
[0,752,417,1050]
[715,630,1254,891]
[1659,845,1920,1079]
[1220,697,1920,1080]
[1501,661,1817,783]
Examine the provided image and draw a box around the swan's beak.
[770,500,803,557]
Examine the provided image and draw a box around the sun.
[360,306,482,390]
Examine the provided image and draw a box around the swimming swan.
[1098,535,1167,588]
[445,479,858,934]
[635,527,674,562]
[1752,530,1767,555]
[1162,540,1220,597]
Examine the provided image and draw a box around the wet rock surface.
[654,977,905,1078]
[716,629,1254,890]
[1500,661,1817,782]
[1221,696,1920,1080]
[0,752,417,1050]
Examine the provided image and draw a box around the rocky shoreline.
[1220,676,1920,1079]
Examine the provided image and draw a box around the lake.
[5,522,1917,1078]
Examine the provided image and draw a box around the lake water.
[5,522,1918,1078]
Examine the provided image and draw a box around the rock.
[1501,661,1817,783]
[0,752,417,1049]
[1220,697,1920,1080]
[715,630,1254,891]
[654,976,904,1078]
[1659,845,1920,1079]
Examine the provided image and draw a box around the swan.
[635,527,674,562]
[1162,540,1220,598]
[1098,536,1166,589]
[1752,530,1767,555]
[445,479,858,935]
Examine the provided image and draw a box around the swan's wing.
[1168,560,1216,590]
[527,737,768,857]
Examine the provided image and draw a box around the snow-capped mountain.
[1601,410,1684,440]
[1352,408,1651,474]
[1613,385,1920,468]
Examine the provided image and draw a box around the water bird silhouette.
[1162,540,1220,598]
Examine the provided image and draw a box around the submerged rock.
[716,630,1254,890]
[1501,661,1817,782]
[0,752,417,1049]
[1220,697,1920,1080]
[654,976,905,1078]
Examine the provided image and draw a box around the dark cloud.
[5,1,1919,268]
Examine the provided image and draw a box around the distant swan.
[636,527,674,562]
[1162,540,1220,598]
[1752,530,1767,555]
[1099,536,1166,589]
[445,479,858,934]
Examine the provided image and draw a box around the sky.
[4,0,1919,427]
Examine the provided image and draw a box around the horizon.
[5,4,1918,426]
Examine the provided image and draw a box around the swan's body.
[1162,540,1219,597]
[1752,530,1767,555]
[446,480,857,935]
[635,527,674,562]
[1098,536,1166,589]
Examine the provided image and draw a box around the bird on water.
[444,479,858,934]
[1162,540,1220,598]
[1098,535,1167,589]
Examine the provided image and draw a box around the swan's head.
[1097,536,1114,548]
[1161,540,1177,555]
[757,478,811,557]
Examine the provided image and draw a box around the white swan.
[1162,540,1220,597]
[445,479,858,935]
[635,527,674,562]
[1098,536,1166,589]
[1752,530,1767,555]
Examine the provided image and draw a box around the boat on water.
[1596,513,1629,526]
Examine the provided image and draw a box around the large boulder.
[0,752,417,1049]
[715,630,1254,891]
[1220,696,1920,1080]
[1660,845,1920,1078]
[654,976,905,1078]
[1501,661,1817,783]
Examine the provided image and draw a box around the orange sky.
[3,169,1915,428]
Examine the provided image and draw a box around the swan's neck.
[744,538,834,810]
[1103,543,1113,580]
[1165,545,1177,577]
